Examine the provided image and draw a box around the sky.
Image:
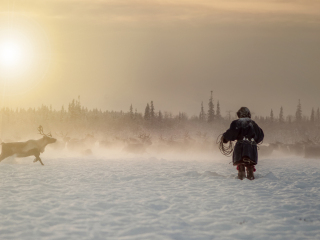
[0,0,319,118]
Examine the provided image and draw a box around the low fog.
[1,1,320,239]
[1,97,320,164]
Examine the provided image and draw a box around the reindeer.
[123,133,152,154]
[0,126,56,165]
[51,132,70,151]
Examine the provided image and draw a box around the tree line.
[0,94,319,143]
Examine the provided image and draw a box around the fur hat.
[237,107,251,118]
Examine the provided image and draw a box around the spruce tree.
[310,108,315,123]
[207,91,215,123]
[60,105,65,122]
[129,104,133,119]
[279,106,284,123]
[68,96,81,120]
[295,99,302,122]
[144,103,150,120]
[158,110,163,121]
[150,101,155,120]
[199,102,205,121]
[270,109,274,122]
[216,101,221,120]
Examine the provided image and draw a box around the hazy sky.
[0,0,319,117]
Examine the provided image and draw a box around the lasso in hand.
[216,134,234,157]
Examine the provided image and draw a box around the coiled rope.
[217,134,263,157]
[216,134,234,157]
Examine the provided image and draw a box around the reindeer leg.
[34,156,44,165]
[33,153,38,163]
[38,157,44,166]
[34,151,44,165]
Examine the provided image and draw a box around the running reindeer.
[0,126,56,165]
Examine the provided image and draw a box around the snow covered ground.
[1,151,320,240]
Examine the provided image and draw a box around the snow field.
[0,155,320,240]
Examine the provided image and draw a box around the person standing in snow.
[222,107,264,180]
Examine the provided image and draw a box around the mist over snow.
[0,0,319,238]
[0,99,320,239]
[1,155,320,240]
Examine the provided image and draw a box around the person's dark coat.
[223,118,264,165]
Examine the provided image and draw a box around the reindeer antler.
[38,125,52,137]
[38,125,44,135]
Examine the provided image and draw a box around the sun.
[0,33,31,80]
[0,40,23,68]
[0,14,51,95]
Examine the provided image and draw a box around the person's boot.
[237,164,246,180]
[246,165,255,180]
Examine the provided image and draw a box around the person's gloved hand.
[222,135,228,143]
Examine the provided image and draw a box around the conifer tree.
[60,105,66,122]
[216,101,221,120]
[207,91,215,123]
[199,102,206,121]
[310,108,315,123]
[158,110,163,121]
[135,108,138,119]
[279,106,284,123]
[68,96,82,120]
[144,103,150,120]
[317,108,320,123]
[270,109,274,122]
[129,104,133,119]
[150,101,155,120]
[295,99,302,122]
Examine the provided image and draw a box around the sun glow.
[0,14,51,95]
[0,40,23,68]
[0,31,34,82]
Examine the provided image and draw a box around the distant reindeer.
[123,133,152,154]
[52,132,70,150]
[304,137,320,159]
[67,133,95,155]
[0,126,56,165]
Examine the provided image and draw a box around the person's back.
[222,107,264,180]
